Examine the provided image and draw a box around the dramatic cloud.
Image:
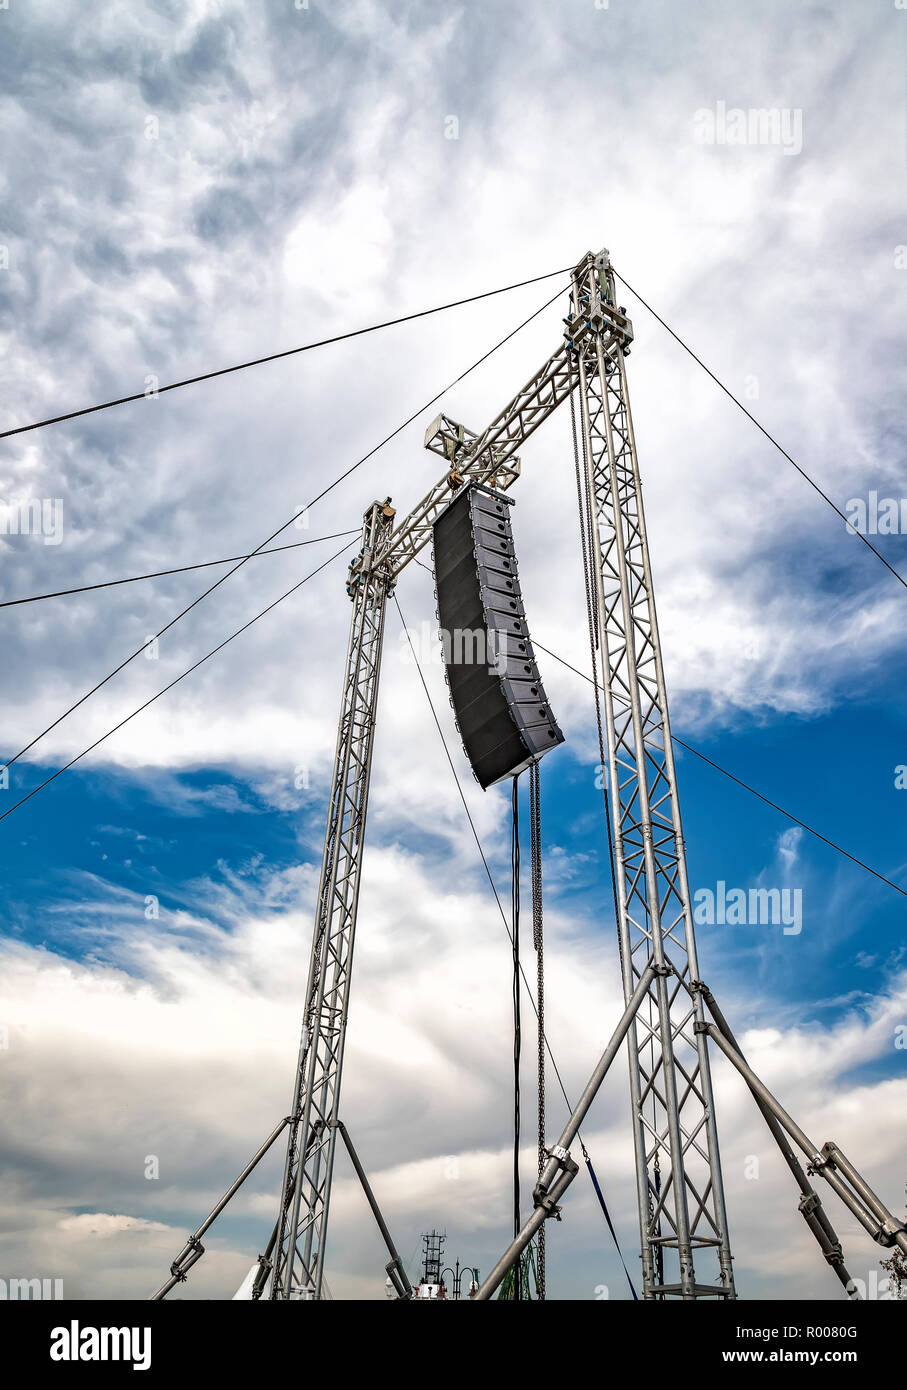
[0,0,904,1300]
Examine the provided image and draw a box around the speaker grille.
[432,483,565,789]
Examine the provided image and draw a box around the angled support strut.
[476,961,658,1300]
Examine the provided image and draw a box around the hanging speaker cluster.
[432,483,565,789]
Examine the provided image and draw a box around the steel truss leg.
[699,1016,907,1262]
[571,252,735,1299]
[694,983,857,1296]
[335,1122,413,1299]
[269,499,396,1300]
[480,962,906,1301]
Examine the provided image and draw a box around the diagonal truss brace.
[379,299,629,578]
[693,982,856,1297]
[148,1113,411,1301]
[699,1009,907,1266]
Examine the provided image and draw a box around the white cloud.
[0,0,904,1302]
[0,854,904,1299]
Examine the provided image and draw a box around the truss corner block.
[423,413,445,450]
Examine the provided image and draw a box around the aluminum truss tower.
[268,499,397,1299]
[569,252,734,1297]
[263,318,583,1300]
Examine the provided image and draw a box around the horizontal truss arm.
[381,340,579,578]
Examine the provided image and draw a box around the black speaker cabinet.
[432,483,565,789]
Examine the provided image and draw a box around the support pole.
[150,1115,290,1300]
[335,1122,413,1299]
[569,248,735,1297]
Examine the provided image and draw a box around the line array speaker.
[432,482,565,789]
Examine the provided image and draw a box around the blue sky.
[0,0,905,1301]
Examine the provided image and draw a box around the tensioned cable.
[413,550,905,896]
[0,539,356,825]
[613,270,907,594]
[0,271,574,818]
[533,639,907,899]
[1,280,570,777]
[0,531,361,609]
[511,777,522,1267]
[0,267,570,440]
[393,592,574,1106]
[394,594,639,1297]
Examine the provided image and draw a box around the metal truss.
[476,959,907,1301]
[149,245,907,1304]
[230,244,902,1305]
[266,499,397,1300]
[264,248,736,1301]
[570,249,735,1297]
[381,339,581,577]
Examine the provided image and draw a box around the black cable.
[393,593,576,1113]
[0,538,356,824]
[394,593,640,1294]
[532,638,907,899]
[1,279,570,777]
[613,270,907,593]
[0,267,571,441]
[413,555,905,895]
[511,775,522,1264]
[0,531,361,609]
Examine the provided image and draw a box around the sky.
[0,0,905,1302]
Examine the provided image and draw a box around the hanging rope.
[529,759,546,1300]
[511,775,522,1299]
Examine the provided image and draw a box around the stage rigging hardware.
[152,247,907,1302]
